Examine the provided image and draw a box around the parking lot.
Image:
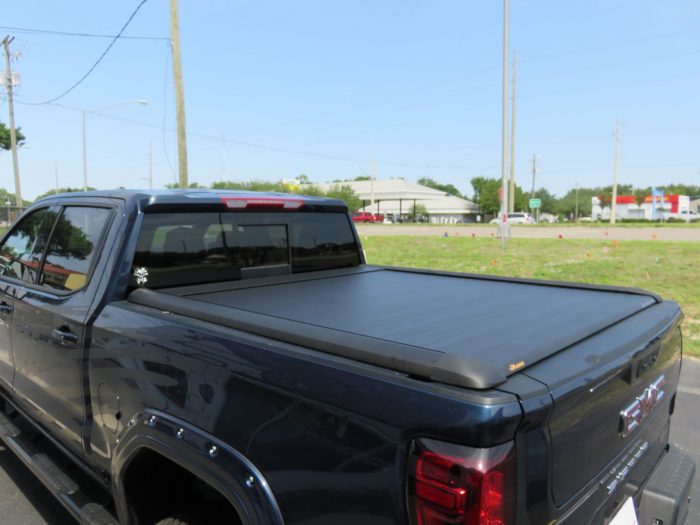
[0,357,697,524]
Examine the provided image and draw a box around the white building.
[312,179,479,223]
[691,196,700,213]
[592,194,690,220]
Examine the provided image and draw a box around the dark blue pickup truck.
[0,189,693,525]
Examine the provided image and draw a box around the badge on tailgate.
[619,375,665,438]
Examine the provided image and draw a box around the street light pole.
[81,100,147,191]
[499,0,510,248]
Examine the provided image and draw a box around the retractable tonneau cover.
[129,266,659,389]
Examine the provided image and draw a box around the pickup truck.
[0,189,693,525]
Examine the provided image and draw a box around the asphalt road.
[0,358,698,524]
[356,224,700,241]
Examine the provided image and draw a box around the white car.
[490,212,535,225]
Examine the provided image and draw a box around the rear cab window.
[132,211,360,289]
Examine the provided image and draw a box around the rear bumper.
[638,446,695,525]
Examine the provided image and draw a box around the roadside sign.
[529,198,541,209]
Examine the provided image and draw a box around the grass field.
[368,221,700,228]
[362,236,700,358]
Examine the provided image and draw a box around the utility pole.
[2,36,22,208]
[169,0,189,188]
[82,110,88,191]
[499,0,510,247]
[220,134,227,182]
[530,154,538,198]
[610,120,621,224]
[370,150,376,210]
[508,49,517,214]
[55,161,59,193]
[530,154,539,223]
[575,182,580,221]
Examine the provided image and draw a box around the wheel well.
[123,448,242,524]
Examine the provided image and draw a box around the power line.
[24,99,695,176]
[19,0,151,106]
[519,27,700,66]
[0,25,167,41]
[41,101,493,171]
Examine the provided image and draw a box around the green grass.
[362,236,700,358]
[363,221,700,228]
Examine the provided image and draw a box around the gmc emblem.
[619,375,666,438]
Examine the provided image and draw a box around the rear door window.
[41,206,112,292]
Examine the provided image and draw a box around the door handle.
[0,302,12,315]
[52,327,79,345]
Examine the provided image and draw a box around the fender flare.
[111,409,284,525]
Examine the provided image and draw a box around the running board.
[0,409,118,525]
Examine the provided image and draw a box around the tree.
[0,122,25,151]
[0,187,30,207]
[210,179,362,212]
[165,182,208,189]
[533,187,557,214]
[324,184,361,212]
[417,177,463,198]
[34,187,96,201]
[598,189,613,208]
[470,177,501,215]
[555,187,597,218]
[512,184,530,212]
[409,203,428,221]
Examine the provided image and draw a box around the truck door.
[0,206,60,392]
[10,205,113,458]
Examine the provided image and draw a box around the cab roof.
[35,189,349,213]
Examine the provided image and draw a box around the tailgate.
[522,301,683,505]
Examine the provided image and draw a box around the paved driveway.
[0,358,698,524]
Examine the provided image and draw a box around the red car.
[351,211,383,223]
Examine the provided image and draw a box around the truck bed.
[128,266,659,389]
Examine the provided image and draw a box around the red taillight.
[407,439,516,525]
[221,196,304,210]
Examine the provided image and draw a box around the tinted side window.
[42,207,112,292]
[132,212,360,288]
[290,213,360,272]
[0,207,58,284]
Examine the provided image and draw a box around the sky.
[1,0,699,201]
